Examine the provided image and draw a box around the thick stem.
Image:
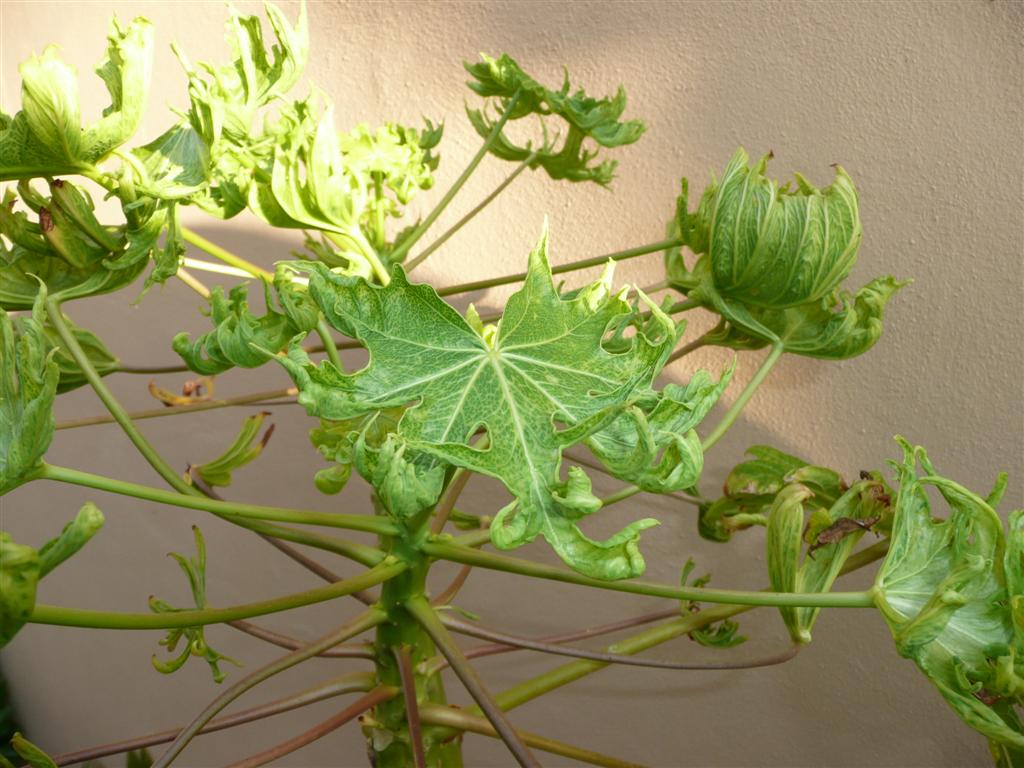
[701,342,784,451]
[226,687,396,768]
[152,609,386,768]
[29,561,404,630]
[45,298,197,495]
[55,387,297,430]
[436,237,683,298]
[181,227,273,280]
[406,597,540,768]
[406,151,539,271]
[422,541,877,609]
[40,463,398,538]
[389,89,524,265]
[47,672,376,766]
[420,705,642,768]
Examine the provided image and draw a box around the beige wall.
[2,1,1022,765]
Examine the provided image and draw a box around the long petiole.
[30,563,401,630]
[436,237,684,298]
[47,672,376,767]
[600,484,643,507]
[422,540,876,609]
[488,540,890,714]
[181,226,274,281]
[323,228,392,286]
[55,387,297,430]
[40,463,398,537]
[227,620,376,659]
[393,645,428,768]
[230,516,384,570]
[152,609,387,768]
[175,267,211,299]
[701,342,784,451]
[46,298,198,496]
[389,88,525,265]
[406,150,540,271]
[667,332,713,364]
[225,687,396,768]
[406,597,540,768]
[441,613,799,671]
[563,450,706,507]
[420,705,641,768]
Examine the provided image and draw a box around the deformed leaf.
[189,412,274,488]
[310,408,403,496]
[465,53,645,185]
[0,290,58,495]
[36,502,105,579]
[585,365,733,493]
[9,734,57,768]
[14,309,118,393]
[274,225,675,579]
[353,433,444,519]
[150,527,241,683]
[874,439,1024,749]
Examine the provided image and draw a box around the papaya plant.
[0,3,1019,766]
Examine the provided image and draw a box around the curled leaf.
[189,412,274,488]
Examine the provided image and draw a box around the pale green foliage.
[16,309,118,394]
[310,408,403,495]
[585,365,733,493]
[7,733,57,768]
[0,503,104,647]
[189,412,274,488]
[0,17,153,180]
[149,527,241,683]
[465,53,645,185]
[667,148,907,358]
[274,227,679,579]
[874,439,1023,750]
[0,290,57,495]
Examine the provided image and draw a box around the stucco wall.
[1,1,1021,765]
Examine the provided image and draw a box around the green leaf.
[585,365,733,493]
[274,225,674,579]
[0,290,57,495]
[190,412,274,488]
[14,309,118,394]
[0,183,148,310]
[0,18,153,181]
[10,733,57,768]
[353,433,444,519]
[172,281,305,375]
[131,124,210,200]
[36,502,105,579]
[667,149,907,359]
[874,439,1023,749]
[1,503,104,647]
[0,536,40,647]
[310,408,403,496]
[465,53,645,185]
[150,527,241,683]
[766,484,814,642]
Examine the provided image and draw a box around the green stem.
[152,609,386,768]
[406,150,539,271]
[389,88,525,265]
[55,387,297,430]
[40,463,398,537]
[181,227,273,281]
[316,317,344,370]
[599,484,642,507]
[419,705,641,768]
[116,363,191,374]
[421,541,876,609]
[436,237,683,297]
[666,332,712,364]
[324,228,392,286]
[29,564,402,630]
[406,597,539,768]
[701,342,784,451]
[45,298,196,496]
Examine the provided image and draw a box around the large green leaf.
[274,226,675,579]
[0,17,152,181]
[465,53,645,185]
[0,290,57,495]
[874,439,1023,750]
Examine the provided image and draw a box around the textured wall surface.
[1,1,1022,766]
